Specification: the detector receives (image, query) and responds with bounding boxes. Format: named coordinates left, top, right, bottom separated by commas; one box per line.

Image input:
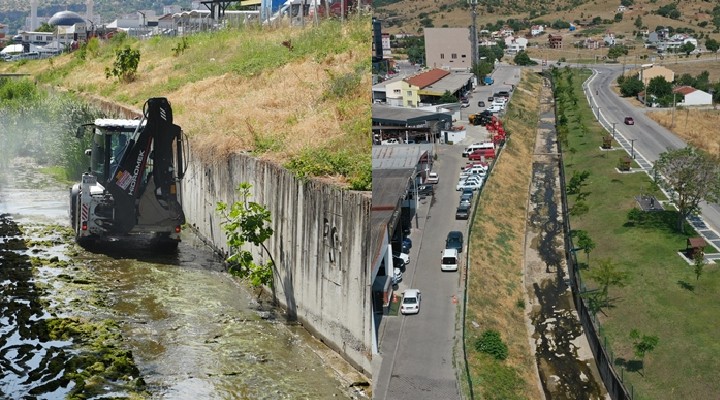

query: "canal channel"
left=0, top=158, right=360, bottom=399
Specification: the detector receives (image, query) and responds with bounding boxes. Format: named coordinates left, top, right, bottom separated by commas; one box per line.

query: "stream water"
left=0, top=159, right=354, bottom=399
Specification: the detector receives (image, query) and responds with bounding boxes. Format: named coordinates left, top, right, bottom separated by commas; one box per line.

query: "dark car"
left=417, top=184, right=434, bottom=197
left=478, top=100, right=486, bottom=107
left=461, top=188, right=474, bottom=201
left=446, top=231, right=464, bottom=253
left=455, top=205, right=470, bottom=220
left=624, top=116, right=635, bottom=125
left=497, top=90, right=510, bottom=98
left=488, top=95, right=494, bottom=102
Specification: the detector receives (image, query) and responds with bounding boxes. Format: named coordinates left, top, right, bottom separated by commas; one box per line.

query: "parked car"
left=401, top=289, right=422, bottom=315
left=460, top=191, right=473, bottom=205
left=392, top=267, right=403, bottom=285
left=425, top=172, right=439, bottom=184
left=446, top=231, right=464, bottom=252
left=478, top=100, right=485, bottom=107
left=497, top=90, right=510, bottom=98
left=417, top=184, right=434, bottom=197
left=456, top=176, right=483, bottom=191
left=455, top=204, right=470, bottom=220
left=402, top=237, right=412, bottom=253
left=441, top=248, right=459, bottom=272
left=393, top=251, right=410, bottom=265
left=624, top=116, right=634, bottom=125
left=488, top=95, right=494, bottom=102
left=461, top=100, right=470, bottom=108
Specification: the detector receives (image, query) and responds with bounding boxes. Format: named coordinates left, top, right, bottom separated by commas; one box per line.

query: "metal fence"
left=552, top=70, right=635, bottom=400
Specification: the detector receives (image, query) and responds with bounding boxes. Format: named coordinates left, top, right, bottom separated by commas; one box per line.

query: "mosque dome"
left=48, top=11, right=86, bottom=27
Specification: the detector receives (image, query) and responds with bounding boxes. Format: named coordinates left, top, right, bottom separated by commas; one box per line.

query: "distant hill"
left=0, top=1, right=192, bottom=34
left=375, top=0, right=720, bottom=44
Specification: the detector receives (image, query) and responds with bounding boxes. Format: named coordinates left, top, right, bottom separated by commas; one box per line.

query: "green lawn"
left=556, top=68, right=720, bottom=399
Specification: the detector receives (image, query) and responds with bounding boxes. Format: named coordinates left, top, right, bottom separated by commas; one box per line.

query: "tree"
left=619, top=75, right=644, bottom=97
left=706, top=38, right=720, bottom=53
left=607, top=45, right=628, bottom=60
left=693, top=252, right=705, bottom=280
left=36, top=22, right=53, bottom=32
left=576, top=230, right=596, bottom=266
left=652, top=147, right=720, bottom=232
left=614, top=12, right=624, bottom=22
left=587, top=258, right=628, bottom=305
left=646, top=75, right=672, bottom=98
left=216, top=183, right=276, bottom=298
left=403, top=36, right=425, bottom=65
left=438, top=90, right=457, bottom=103
left=513, top=51, right=537, bottom=66
left=471, top=61, right=494, bottom=80
left=629, top=329, right=659, bottom=375
left=680, top=41, right=696, bottom=56
left=105, top=46, right=140, bottom=83
left=634, top=15, right=643, bottom=29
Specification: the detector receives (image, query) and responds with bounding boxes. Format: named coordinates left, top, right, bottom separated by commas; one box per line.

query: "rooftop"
left=371, top=104, right=452, bottom=126
left=405, top=68, right=450, bottom=89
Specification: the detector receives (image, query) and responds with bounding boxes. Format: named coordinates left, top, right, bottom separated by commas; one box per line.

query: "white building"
left=674, top=86, right=713, bottom=106
left=505, top=36, right=528, bottom=54
left=530, top=25, right=544, bottom=36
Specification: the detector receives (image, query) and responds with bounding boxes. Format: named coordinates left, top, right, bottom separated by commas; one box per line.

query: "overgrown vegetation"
left=0, top=77, right=102, bottom=179
left=1, top=16, right=371, bottom=190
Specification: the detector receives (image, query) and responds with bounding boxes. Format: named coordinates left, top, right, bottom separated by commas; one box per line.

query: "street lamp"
left=611, top=122, right=617, bottom=139
left=629, top=138, right=637, bottom=159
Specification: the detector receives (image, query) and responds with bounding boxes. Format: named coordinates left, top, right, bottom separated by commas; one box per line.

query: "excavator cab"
left=71, top=98, right=186, bottom=249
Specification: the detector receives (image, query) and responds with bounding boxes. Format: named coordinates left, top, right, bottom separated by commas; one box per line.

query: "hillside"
left=376, top=0, right=720, bottom=55
left=0, top=17, right=372, bottom=190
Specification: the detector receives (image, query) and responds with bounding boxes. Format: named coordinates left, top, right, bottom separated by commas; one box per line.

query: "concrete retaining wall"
left=182, top=151, right=373, bottom=376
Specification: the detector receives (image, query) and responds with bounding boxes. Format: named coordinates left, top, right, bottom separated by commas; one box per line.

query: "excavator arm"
left=106, top=97, right=184, bottom=234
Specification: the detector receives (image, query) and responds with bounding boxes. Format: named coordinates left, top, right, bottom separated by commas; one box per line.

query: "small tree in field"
left=693, top=252, right=705, bottom=280
left=629, top=329, right=659, bottom=376
left=587, top=258, right=628, bottom=306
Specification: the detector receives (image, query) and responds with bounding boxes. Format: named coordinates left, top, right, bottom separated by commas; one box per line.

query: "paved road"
left=588, top=65, right=720, bottom=239
left=374, top=66, right=522, bottom=400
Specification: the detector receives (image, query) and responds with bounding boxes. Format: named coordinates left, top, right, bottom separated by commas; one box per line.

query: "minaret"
left=30, top=0, right=38, bottom=30
left=86, top=0, right=94, bottom=22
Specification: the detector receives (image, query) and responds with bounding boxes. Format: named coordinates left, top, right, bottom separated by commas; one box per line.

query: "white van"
left=441, top=248, right=459, bottom=272
left=462, top=142, right=495, bottom=157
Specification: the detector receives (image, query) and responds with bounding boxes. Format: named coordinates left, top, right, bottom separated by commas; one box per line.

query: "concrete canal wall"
left=89, top=96, right=374, bottom=377
left=182, top=150, right=373, bottom=376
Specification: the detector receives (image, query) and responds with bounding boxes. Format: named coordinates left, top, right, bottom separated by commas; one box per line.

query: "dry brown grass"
left=464, top=70, right=543, bottom=398
left=647, top=108, right=720, bottom=155
left=0, top=19, right=370, bottom=178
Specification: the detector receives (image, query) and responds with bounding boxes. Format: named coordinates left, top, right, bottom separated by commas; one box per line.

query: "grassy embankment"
left=463, top=70, right=544, bottom=399
left=556, top=67, right=720, bottom=399
left=0, top=17, right=371, bottom=190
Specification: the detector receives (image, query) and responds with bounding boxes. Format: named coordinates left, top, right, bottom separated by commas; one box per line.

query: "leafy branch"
left=216, top=183, right=276, bottom=298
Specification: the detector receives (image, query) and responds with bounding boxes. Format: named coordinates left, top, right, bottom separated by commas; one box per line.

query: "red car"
left=624, top=117, right=635, bottom=125
left=468, top=148, right=495, bottom=161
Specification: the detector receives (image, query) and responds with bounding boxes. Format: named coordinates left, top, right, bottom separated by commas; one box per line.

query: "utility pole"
left=630, top=138, right=637, bottom=159
left=612, top=122, right=617, bottom=139
left=468, top=0, right=479, bottom=68
left=671, top=92, right=676, bottom=127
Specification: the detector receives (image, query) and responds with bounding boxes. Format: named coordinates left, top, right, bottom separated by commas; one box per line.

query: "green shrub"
left=474, top=329, right=508, bottom=360
left=105, top=46, right=140, bottom=83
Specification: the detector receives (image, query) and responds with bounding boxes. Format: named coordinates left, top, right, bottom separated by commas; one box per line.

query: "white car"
left=393, top=251, right=410, bottom=265
left=401, top=289, right=421, bottom=315
left=392, top=267, right=403, bottom=285
left=456, top=176, right=483, bottom=191
left=425, top=172, right=439, bottom=184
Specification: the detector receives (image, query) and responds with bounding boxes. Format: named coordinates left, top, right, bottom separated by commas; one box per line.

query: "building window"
left=461, top=54, right=467, bottom=58
left=406, top=91, right=412, bottom=96
left=451, top=53, right=457, bottom=59
left=407, top=100, right=413, bottom=106
left=393, top=89, right=401, bottom=94
left=440, top=53, right=445, bottom=59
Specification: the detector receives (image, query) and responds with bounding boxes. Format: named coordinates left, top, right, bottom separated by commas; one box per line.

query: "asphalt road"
left=588, top=65, right=720, bottom=234
left=374, top=66, right=522, bottom=400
